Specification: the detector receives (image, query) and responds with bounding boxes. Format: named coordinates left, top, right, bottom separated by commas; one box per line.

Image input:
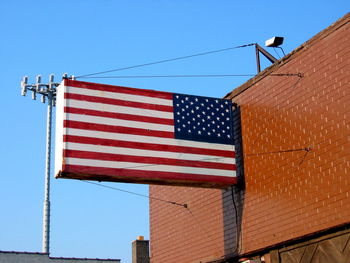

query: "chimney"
left=132, top=236, right=150, bottom=263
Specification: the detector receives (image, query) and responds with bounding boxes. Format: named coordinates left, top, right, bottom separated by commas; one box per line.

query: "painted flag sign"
left=55, top=79, right=237, bottom=188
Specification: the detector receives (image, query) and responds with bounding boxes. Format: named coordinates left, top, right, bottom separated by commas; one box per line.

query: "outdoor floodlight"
left=265, top=36, right=284, bottom=47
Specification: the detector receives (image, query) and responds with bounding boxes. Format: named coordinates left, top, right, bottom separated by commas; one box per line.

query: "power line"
left=75, top=43, right=256, bottom=78
left=80, top=180, right=187, bottom=208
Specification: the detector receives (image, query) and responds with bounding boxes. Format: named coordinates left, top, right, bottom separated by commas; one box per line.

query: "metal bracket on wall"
left=255, top=44, right=278, bottom=73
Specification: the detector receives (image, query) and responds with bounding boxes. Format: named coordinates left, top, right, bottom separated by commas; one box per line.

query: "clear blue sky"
left=0, top=1, right=348, bottom=262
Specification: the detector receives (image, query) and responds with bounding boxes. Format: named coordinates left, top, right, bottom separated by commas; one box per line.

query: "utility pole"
left=21, top=74, right=60, bottom=254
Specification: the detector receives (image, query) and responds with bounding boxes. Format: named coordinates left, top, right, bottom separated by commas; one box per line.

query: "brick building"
left=149, top=13, right=350, bottom=263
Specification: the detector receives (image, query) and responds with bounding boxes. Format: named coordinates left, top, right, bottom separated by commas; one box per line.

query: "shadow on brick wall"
left=222, top=104, right=245, bottom=258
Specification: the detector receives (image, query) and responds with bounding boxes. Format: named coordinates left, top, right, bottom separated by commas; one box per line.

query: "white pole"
left=42, top=77, right=54, bottom=254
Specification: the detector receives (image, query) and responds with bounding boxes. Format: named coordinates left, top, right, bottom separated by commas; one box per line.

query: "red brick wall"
left=150, top=13, right=350, bottom=263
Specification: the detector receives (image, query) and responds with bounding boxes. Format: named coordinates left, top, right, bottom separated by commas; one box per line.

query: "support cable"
left=245, top=147, right=311, bottom=157
left=80, top=180, right=187, bottom=208
left=75, top=43, right=256, bottom=79
left=78, top=73, right=302, bottom=79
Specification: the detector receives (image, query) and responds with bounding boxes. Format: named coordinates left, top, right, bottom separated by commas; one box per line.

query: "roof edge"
left=225, top=12, right=350, bottom=100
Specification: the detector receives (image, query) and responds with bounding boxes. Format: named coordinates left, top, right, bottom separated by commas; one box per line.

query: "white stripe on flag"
left=66, top=114, right=174, bottom=132
left=65, top=142, right=235, bottom=164
left=65, top=99, right=174, bottom=119
left=65, top=128, right=235, bottom=152
left=67, top=86, right=173, bottom=106
left=65, top=158, right=235, bottom=177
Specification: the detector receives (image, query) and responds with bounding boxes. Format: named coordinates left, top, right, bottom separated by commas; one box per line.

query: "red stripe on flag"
left=63, top=164, right=237, bottom=185
left=64, top=79, right=173, bottom=100
left=64, top=120, right=174, bottom=138
left=64, top=135, right=235, bottom=158
left=65, top=107, right=174, bottom=125
left=64, top=149, right=236, bottom=170
left=65, top=93, right=173, bottom=112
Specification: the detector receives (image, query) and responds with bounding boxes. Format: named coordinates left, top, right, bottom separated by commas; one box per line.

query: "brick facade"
left=150, top=13, right=350, bottom=263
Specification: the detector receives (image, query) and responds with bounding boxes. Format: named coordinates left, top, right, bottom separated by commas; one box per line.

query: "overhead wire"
left=79, top=74, right=256, bottom=79
left=76, top=73, right=302, bottom=79
left=75, top=43, right=256, bottom=79
left=80, top=180, right=187, bottom=208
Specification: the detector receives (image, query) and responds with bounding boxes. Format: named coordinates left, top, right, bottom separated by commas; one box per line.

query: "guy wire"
left=80, top=180, right=187, bottom=208
left=75, top=43, right=256, bottom=78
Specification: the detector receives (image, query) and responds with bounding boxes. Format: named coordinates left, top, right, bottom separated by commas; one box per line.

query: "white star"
left=207, top=116, right=211, bottom=119
left=195, top=106, right=200, bottom=110
left=190, top=102, right=194, bottom=105
left=188, top=130, right=191, bottom=133
left=220, top=105, right=224, bottom=108
left=216, top=117, right=220, bottom=120
left=198, top=130, right=202, bottom=134
left=216, top=108, right=219, bottom=111
left=205, top=99, right=209, bottom=102
left=201, top=103, right=204, bottom=106
left=221, top=113, right=225, bottom=116
left=177, top=112, right=180, bottom=115
left=177, top=128, right=181, bottom=131
left=191, top=110, right=194, bottom=113
left=215, top=99, right=219, bottom=103
left=181, top=108, right=185, bottom=112
left=195, top=98, right=198, bottom=102
left=187, top=121, right=191, bottom=124
left=182, top=116, right=185, bottom=119
left=208, top=132, right=211, bottom=135
left=197, top=114, right=201, bottom=118
left=227, top=135, right=231, bottom=138
left=226, top=118, right=230, bottom=121
left=226, top=109, right=229, bottom=112
left=181, top=100, right=184, bottom=103
left=176, top=104, right=179, bottom=106
left=202, top=111, right=206, bottom=115
left=202, top=119, right=205, bottom=122
left=223, top=130, right=226, bottom=133
left=185, top=97, right=189, bottom=101
left=177, top=119, right=180, bottom=123
left=202, top=127, right=206, bottom=131
left=176, top=95, right=179, bottom=99
left=218, top=133, right=221, bottom=137
left=225, top=101, right=228, bottom=104
left=185, top=105, right=189, bottom=108
left=182, top=124, right=186, bottom=127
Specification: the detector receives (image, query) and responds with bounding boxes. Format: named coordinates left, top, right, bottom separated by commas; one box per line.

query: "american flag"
left=55, top=79, right=236, bottom=188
